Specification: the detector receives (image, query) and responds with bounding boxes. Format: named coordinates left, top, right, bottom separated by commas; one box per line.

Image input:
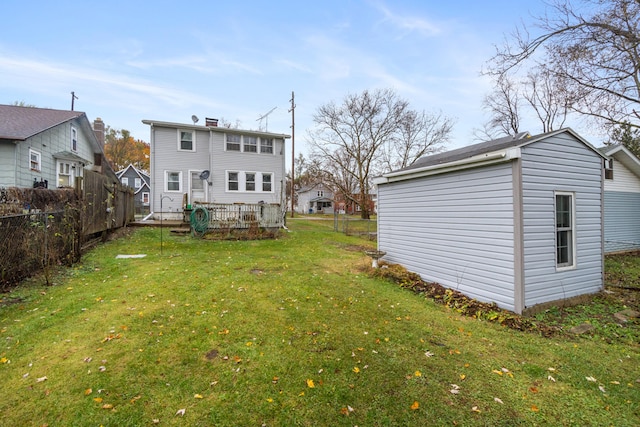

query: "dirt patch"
left=205, top=349, right=219, bottom=360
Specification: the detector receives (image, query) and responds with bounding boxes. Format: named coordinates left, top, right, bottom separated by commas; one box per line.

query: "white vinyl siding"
left=520, top=134, right=603, bottom=308
left=606, top=158, right=640, bottom=193
left=603, top=191, right=640, bottom=252
left=378, top=162, right=517, bottom=311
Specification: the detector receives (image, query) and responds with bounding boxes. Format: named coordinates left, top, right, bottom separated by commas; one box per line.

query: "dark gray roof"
left=0, top=104, right=83, bottom=140
left=397, top=132, right=532, bottom=173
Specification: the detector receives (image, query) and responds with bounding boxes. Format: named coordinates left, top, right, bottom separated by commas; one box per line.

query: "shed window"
left=555, top=193, right=575, bottom=268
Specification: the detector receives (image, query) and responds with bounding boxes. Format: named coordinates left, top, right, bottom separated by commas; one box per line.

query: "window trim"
left=121, top=177, right=129, bottom=186
left=134, top=177, right=142, bottom=188
left=226, top=134, right=241, bottom=152
left=56, top=160, right=75, bottom=188
left=227, top=171, right=240, bottom=192
left=142, top=192, right=150, bottom=205
left=177, top=129, right=196, bottom=152
left=71, top=126, right=78, bottom=152
left=260, top=137, right=274, bottom=154
left=555, top=191, right=576, bottom=270
left=245, top=172, right=256, bottom=191
left=262, top=172, right=273, bottom=192
left=165, top=170, right=182, bottom=192
left=604, top=158, right=613, bottom=180
left=29, top=149, right=41, bottom=172
left=244, top=136, right=258, bottom=153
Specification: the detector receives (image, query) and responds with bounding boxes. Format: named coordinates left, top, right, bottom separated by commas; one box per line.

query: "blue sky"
left=2, top=0, right=592, bottom=160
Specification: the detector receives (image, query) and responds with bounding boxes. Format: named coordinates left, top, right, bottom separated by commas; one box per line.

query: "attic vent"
left=206, top=118, right=218, bottom=127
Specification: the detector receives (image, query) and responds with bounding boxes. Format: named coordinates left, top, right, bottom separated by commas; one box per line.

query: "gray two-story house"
left=0, top=104, right=110, bottom=189
left=142, top=118, right=290, bottom=220
left=116, top=164, right=151, bottom=214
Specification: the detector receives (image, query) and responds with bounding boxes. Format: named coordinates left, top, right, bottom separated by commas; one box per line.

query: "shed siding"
left=603, top=191, right=640, bottom=252
left=378, top=162, right=517, bottom=311
left=520, top=134, right=603, bottom=308
left=0, top=143, right=16, bottom=186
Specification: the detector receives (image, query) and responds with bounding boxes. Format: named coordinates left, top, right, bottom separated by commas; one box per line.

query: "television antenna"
left=191, top=115, right=199, bottom=124
left=256, top=106, right=277, bottom=131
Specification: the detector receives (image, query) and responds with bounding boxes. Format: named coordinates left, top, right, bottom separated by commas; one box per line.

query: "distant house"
left=374, top=129, right=606, bottom=315
left=0, top=104, right=113, bottom=188
left=142, top=118, right=290, bottom=220
left=296, top=182, right=334, bottom=214
left=334, top=189, right=376, bottom=215
left=598, top=144, right=640, bottom=253
left=116, top=164, right=151, bottom=214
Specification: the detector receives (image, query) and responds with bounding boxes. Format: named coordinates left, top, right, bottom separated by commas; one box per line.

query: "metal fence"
left=335, top=215, right=377, bottom=241
left=0, top=209, right=80, bottom=290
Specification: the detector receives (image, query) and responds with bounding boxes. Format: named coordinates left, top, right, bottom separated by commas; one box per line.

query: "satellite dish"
left=192, top=115, right=199, bottom=124
left=199, top=170, right=210, bottom=180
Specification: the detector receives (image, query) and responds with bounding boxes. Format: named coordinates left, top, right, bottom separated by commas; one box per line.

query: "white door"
left=190, top=171, right=207, bottom=204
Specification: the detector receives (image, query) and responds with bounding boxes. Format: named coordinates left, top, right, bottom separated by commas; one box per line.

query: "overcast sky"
left=2, top=0, right=600, bottom=160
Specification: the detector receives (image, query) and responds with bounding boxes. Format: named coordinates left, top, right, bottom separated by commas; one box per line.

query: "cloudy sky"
left=2, top=0, right=594, bottom=159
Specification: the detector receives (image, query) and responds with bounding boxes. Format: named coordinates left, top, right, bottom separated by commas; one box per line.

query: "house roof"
left=598, top=144, right=640, bottom=177
left=0, top=104, right=84, bottom=141
left=116, top=163, right=150, bottom=180
left=141, top=119, right=291, bottom=139
left=375, top=128, right=605, bottom=185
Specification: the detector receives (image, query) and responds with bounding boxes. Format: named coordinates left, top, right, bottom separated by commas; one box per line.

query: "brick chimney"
left=93, top=117, right=105, bottom=148
left=205, top=117, right=218, bottom=127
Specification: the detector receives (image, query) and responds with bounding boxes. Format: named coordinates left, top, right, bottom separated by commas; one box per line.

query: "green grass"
left=1, top=221, right=639, bottom=426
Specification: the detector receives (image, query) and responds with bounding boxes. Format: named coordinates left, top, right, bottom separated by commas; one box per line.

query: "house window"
left=227, top=172, right=239, bottom=191
left=604, top=159, right=613, bottom=180
left=71, top=127, right=77, bottom=151
left=57, top=161, right=75, bottom=187
left=260, top=138, right=273, bottom=154
left=262, top=173, right=272, bottom=192
left=226, top=134, right=241, bottom=151
left=142, top=192, right=149, bottom=205
left=244, top=136, right=258, bottom=153
left=121, top=177, right=129, bottom=186
left=178, top=130, right=194, bottom=151
left=246, top=173, right=256, bottom=191
left=135, top=178, right=142, bottom=188
left=165, top=171, right=182, bottom=192
left=29, top=149, right=41, bottom=171
left=555, top=192, right=575, bottom=269
left=317, top=190, right=324, bottom=197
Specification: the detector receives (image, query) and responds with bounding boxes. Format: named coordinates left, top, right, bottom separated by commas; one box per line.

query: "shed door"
left=190, top=171, right=207, bottom=204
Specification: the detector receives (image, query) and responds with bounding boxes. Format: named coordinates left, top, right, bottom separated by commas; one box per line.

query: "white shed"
left=374, top=129, right=606, bottom=314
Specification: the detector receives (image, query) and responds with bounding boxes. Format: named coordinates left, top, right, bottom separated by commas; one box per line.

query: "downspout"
left=150, top=124, right=156, bottom=214
left=512, top=158, right=525, bottom=314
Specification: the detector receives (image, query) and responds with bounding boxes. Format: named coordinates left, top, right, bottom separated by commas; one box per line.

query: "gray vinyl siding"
left=520, top=134, right=603, bottom=308
left=150, top=126, right=285, bottom=213
left=0, top=143, right=17, bottom=186
left=378, top=162, right=517, bottom=311
left=603, top=191, right=640, bottom=252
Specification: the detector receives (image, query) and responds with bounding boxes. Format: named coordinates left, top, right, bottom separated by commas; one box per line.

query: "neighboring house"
left=374, top=129, right=606, bottom=315
left=598, top=144, right=640, bottom=253
left=116, top=164, right=151, bottom=214
left=296, top=182, right=334, bottom=214
left=0, top=104, right=113, bottom=188
left=334, top=190, right=376, bottom=215
left=142, top=118, right=290, bottom=220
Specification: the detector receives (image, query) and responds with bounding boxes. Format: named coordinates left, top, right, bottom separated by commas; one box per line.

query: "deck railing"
left=192, top=203, right=283, bottom=229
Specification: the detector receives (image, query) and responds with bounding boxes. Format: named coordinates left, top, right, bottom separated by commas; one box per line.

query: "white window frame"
left=262, top=173, right=273, bottom=192
left=71, top=126, right=78, bottom=151
left=227, top=171, right=240, bottom=191
left=142, top=192, right=150, bottom=205
left=165, top=170, right=182, bottom=192
left=121, top=177, right=129, bottom=186
left=29, top=149, right=41, bottom=171
left=244, top=136, right=258, bottom=153
left=245, top=172, right=256, bottom=191
left=177, top=129, right=195, bottom=152
left=260, top=137, right=274, bottom=154
left=555, top=192, right=576, bottom=270
left=226, top=134, right=241, bottom=151
left=134, top=177, right=142, bottom=188
left=56, top=160, right=75, bottom=188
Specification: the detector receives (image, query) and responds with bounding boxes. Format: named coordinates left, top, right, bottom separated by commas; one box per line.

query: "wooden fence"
left=80, top=170, right=134, bottom=235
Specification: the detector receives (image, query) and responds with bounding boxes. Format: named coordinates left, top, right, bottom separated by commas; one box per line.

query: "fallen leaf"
left=529, top=387, right=539, bottom=393
left=176, top=408, right=186, bottom=416
left=410, top=401, right=419, bottom=410
left=84, top=388, right=93, bottom=395
left=194, top=394, right=203, bottom=399
left=459, top=374, right=466, bottom=380
left=414, top=370, right=422, bottom=377
left=93, top=397, right=103, bottom=403
left=0, top=357, right=9, bottom=364
left=353, top=367, right=360, bottom=374
left=599, top=386, right=606, bottom=393
left=548, top=375, right=556, bottom=382
left=492, top=369, right=503, bottom=376
left=102, top=404, right=113, bottom=409
left=424, top=351, right=434, bottom=357
left=531, top=405, right=540, bottom=412
left=585, top=376, right=597, bottom=382
left=494, top=397, right=504, bottom=404
left=266, top=398, right=274, bottom=403
left=36, top=376, right=48, bottom=382
left=471, top=406, right=481, bottom=413
left=306, top=379, right=315, bottom=388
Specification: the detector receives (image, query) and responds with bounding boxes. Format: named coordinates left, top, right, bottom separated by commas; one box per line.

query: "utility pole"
left=289, top=91, right=296, bottom=218
left=70, top=91, right=78, bottom=111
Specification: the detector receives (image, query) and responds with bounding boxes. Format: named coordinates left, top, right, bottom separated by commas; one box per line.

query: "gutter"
left=374, top=148, right=521, bottom=185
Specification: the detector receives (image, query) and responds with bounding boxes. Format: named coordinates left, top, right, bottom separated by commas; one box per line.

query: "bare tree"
left=481, top=74, right=523, bottom=137
left=308, top=88, right=453, bottom=218
left=486, top=0, right=640, bottom=131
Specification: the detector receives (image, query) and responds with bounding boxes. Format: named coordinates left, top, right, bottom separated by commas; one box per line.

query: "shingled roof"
left=0, top=104, right=83, bottom=141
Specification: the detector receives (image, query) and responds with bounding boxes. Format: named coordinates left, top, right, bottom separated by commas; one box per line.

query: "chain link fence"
left=0, top=209, right=80, bottom=291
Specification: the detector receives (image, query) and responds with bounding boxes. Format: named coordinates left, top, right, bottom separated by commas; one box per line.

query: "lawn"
left=0, top=220, right=638, bottom=426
